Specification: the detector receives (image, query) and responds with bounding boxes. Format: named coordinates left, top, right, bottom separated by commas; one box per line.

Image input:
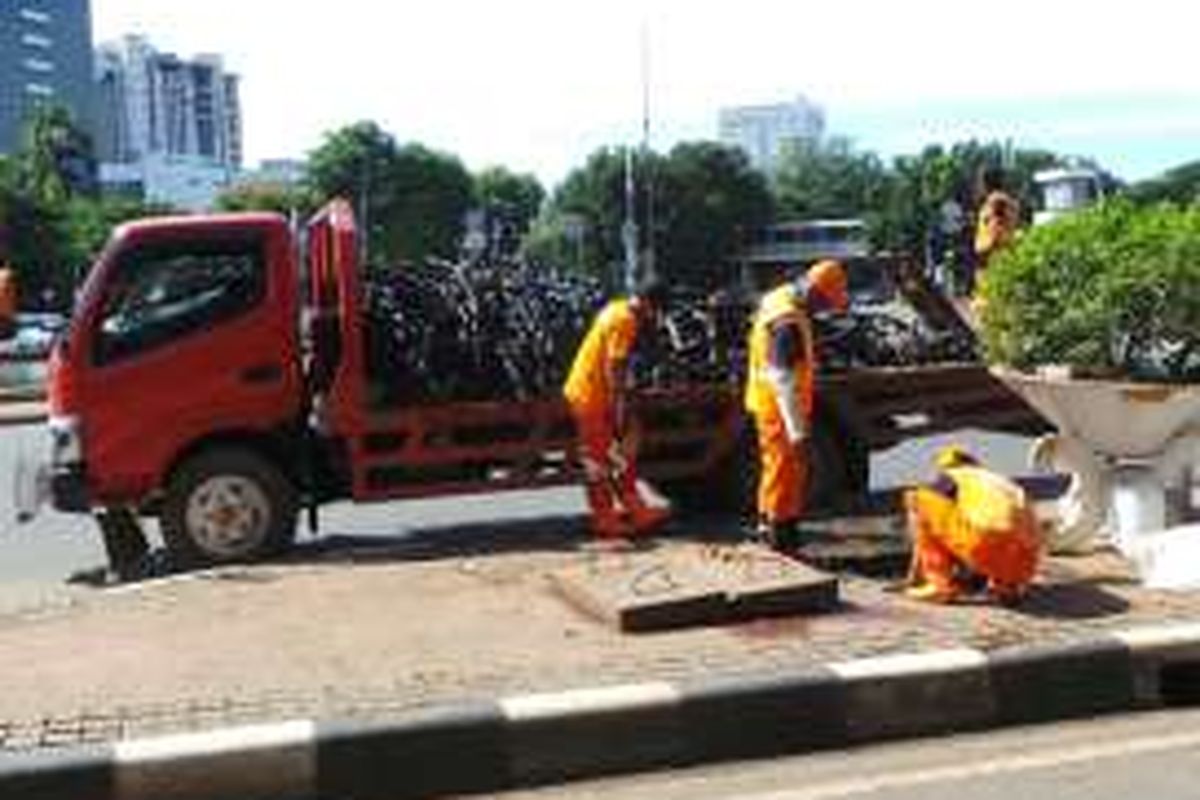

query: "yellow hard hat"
left=935, top=444, right=976, bottom=470
left=806, top=259, right=848, bottom=312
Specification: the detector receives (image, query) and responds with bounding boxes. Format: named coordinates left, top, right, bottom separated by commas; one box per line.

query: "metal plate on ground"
left=551, top=543, right=839, bottom=632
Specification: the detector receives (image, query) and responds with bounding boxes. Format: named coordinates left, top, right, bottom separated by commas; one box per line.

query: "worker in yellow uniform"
left=973, top=166, right=1021, bottom=279
left=563, top=276, right=671, bottom=539
left=903, top=445, right=1041, bottom=604
left=0, top=264, right=17, bottom=340
left=745, top=260, right=848, bottom=549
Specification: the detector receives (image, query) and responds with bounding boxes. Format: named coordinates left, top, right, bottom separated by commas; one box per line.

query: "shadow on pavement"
left=64, top=513, right=751, bottom=588
left=286, top=513, right=745, bottom=564
left=1009, top=582, right=1131, bottom=619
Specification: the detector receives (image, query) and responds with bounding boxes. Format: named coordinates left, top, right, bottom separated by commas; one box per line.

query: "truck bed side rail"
left=345, top=386, right=741, bottom=502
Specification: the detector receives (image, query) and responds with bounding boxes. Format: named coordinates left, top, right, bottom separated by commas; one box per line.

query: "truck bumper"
left=50, top=465, right=90, bottom=513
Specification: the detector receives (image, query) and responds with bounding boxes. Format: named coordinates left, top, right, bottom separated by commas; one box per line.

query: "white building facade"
left=718, top=95, right=825, bottom=176
left=95, top=35, right=242, bottom=210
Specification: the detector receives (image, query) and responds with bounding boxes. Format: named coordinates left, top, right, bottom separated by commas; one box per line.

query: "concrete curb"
left=3, top=621, right=1200, bottom=799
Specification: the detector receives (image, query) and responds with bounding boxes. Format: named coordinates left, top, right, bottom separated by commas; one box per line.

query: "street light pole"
left=622, top=148, right=637, bottom=292
left=641, top=21, right=655, bottom=282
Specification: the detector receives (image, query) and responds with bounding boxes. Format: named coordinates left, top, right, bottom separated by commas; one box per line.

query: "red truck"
left=44, top=199, right=1042, bottom=570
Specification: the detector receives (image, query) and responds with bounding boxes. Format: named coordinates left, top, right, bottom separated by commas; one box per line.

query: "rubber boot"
left=585, top=480, right=628, bottom=539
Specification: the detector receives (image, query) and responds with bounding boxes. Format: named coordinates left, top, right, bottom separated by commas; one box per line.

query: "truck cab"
left=48, top=210, right=307, bottom=564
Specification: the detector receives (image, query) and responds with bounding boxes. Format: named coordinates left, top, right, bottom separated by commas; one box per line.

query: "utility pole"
left=640, top=21, right=655, bottom=282
left=621, top=148, right=637, bottom=292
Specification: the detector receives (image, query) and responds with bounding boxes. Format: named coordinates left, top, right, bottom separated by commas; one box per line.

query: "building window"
left=21, top=33, right=52, bottom=48
left=23, top=58, right=54, bottom=73
left=19, top=8, right=51, bottom=23
left=25, top=83, right=55, bottom=97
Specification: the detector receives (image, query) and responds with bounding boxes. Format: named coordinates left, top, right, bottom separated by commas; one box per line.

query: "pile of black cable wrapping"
left=361, top=261, right=978, bottom=407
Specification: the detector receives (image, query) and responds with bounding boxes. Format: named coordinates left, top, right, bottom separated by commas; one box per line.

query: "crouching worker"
left=904, top=445, right=1041, bottom=604
left=745, top=260, right=848, bottom=549
left=564, top=276, right=671, bottom=540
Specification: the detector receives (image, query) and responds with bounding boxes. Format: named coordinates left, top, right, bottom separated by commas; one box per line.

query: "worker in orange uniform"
left=0, top=264, right=17, bottom=340
left=563, top=275, right=671, bottom=539
left=745, top=259, right=848, bottom=550
left=973, top=166, right=1021, bottom=280
left=903, top=445, right=1041, bottom=604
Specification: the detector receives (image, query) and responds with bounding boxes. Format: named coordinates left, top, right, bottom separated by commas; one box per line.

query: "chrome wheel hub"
left=185, top=475, right=271, bottom=558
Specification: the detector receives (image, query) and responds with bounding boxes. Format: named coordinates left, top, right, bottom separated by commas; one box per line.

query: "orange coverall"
left=905, top=465, right=1040, bottom=601
left=744, top=285, right=816, bottom=528
left=563, top=299, right=658, bottom=537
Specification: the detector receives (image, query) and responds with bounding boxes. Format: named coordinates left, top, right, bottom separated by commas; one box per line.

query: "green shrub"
left=979, top=199, right=1200, bottom=382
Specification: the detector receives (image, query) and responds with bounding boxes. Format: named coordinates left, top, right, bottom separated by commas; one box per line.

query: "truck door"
left=67, top=218, right=302, bottom=504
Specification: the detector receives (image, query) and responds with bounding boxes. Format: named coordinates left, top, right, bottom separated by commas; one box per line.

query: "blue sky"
left=93, top=0, right=1200, bottom=188
left=832, top=93, right=1200, bottom=182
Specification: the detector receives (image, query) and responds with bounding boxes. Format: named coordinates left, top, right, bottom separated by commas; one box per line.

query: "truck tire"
left=161, top=447, right=298, bottom=568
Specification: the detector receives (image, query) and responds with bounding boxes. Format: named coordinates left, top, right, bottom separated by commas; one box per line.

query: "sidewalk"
left=2, top=519, right=1200, bottom=797
left=0, top=521, right=1194, bottom=742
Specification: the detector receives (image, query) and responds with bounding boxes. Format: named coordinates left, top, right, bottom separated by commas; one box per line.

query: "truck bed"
left=336, top=363, right=1045, bottom=504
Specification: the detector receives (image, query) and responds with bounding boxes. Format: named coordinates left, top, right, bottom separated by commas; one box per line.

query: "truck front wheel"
left=161, top=448, right=298, bottom=568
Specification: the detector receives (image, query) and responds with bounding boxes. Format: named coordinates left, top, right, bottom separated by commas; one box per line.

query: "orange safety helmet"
left=805, top=259, right=849, bottom=313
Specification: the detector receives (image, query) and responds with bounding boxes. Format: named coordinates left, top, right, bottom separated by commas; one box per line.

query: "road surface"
left=497, top=708, right=1200, bottom=800
left=0, top=422, right=1036, bottom=590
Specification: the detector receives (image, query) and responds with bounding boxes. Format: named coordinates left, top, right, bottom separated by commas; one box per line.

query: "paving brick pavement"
left=0, top=528, right=1195, bottom=753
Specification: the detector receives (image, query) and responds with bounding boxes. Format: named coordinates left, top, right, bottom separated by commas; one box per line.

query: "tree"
left=545, top=146, right=652, bottom=287
left=215, top=181, right=316, bottom=216
left=657, top=141, right=773, bottom=286
left=872, top=141, right=1062, bottom=262
left=306, top=121, right=400, bottom=264
left=1127, top=161, right=1200, bottom=206
left=774, top=136, right=889, bottom=221
left=306, top=122, right=473, bottom=265
left=386, top=143, right=474, bottom=264
left=474, top=166, right=545, bottom=243
left=15, top=104, right=97, bottom=204
left=542, top=143, right=771, bottom=288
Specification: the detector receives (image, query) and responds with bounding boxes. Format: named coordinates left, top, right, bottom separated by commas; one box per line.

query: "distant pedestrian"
left=903, top=445, right=1041, bottom=604
left=0, top=263, right=17, bottom=339
left=973, top=166, right=1021, bottom=282
left=744, top=259, right=848, bottom=550
left=563, top=276, right=671, bottom=539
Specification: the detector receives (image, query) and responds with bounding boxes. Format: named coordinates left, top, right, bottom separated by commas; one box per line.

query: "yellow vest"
left=744, top=284, right=814, bottom=419
left=974, top=191, right=1020, bottom=259
left=563, top=299, right=638, bottom=412
left=944, top=465, right=1028, bottom=535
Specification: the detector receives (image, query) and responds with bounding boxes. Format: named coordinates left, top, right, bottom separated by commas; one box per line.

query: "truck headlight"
left=49, top=415, right=82, bottom=467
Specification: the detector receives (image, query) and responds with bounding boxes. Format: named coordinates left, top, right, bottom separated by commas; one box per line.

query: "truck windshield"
left=93, top=236, right=265, bottom=365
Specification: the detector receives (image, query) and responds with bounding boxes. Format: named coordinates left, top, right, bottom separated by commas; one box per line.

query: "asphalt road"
left=0, top=422, right=1036, bottom=591
left=496, top=708, right=1200, bottom=800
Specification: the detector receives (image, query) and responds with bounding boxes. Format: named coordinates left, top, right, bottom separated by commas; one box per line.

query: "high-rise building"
left=718, top=95, right=825, bottom=176
left=0, top=0, right=95, bottom=153
left=95, top=35, right=243, bottom=209
left=96, top=35, right=242, bottom=169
